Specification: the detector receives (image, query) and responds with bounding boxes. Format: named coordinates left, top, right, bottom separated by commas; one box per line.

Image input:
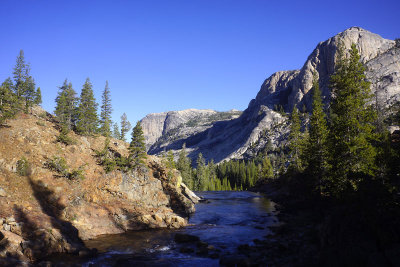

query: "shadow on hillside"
left=12, top=205, right=43, bottom=261
left=0, top=231, right=9, bottom=256
left=28, top=178, right=84, bottom=247
left=7, top=177, right=89, bottom=263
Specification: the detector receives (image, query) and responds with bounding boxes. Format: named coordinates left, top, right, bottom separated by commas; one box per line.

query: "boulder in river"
left=174, top=233, right=200, bottom=243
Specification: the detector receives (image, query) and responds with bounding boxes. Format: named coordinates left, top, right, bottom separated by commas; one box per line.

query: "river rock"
left=179, top=247, right=195, bottom=253
left=220, top=254, right=251, bottom=267
left=174, top=233, right=200, bottom=243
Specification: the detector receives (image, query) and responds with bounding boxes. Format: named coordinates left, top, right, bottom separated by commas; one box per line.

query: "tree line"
left=164, top=144, right=274, bottom=191
left=0, top=50, right=148, bottom=172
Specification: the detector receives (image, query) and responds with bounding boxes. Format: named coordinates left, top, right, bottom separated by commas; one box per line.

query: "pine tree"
left=194, top=153, right=206, bottom=191
left=112, top=122, right=121, bottom=139
left=100, top=81, right=113, bottom=136
left=76, top=78, right=98, bottom=135
left=176, top=143, right=193, bottom=189
left=166, top=150, right=176, bottom=169
left=0, top=78, right=17, bottom=124
left=208, top=159, right=216, bottom=190
left=13, top=50, right=29, bottom=99
left=55, top=79, right=78, bottom=130
left=120, top=113, right=132, bottom=141
left=288, top=106, right=304, bottom=172
left=23, top=76, right=36, bottom=113
left=305, top=75, right=329, bottom=193
left=261, top=155, right=274, bottom=180
left=34, top=87, right=42, bottom=105
left=129, top=121, right=147, bottom=171
left=328, top=43, right=377, bottom=195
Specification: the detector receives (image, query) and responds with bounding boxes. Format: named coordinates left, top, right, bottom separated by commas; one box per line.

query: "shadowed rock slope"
left=0, top=106, right=198, bottom=263
left=142, top=27, right=400, bottom=163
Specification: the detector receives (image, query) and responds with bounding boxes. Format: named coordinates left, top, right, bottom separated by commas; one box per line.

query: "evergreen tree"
left=100, top=81, right=113, bottom=136
left=23, top=76, right=36, bottom=113
left=260, top=155, right=274, bottom=180
left=76, top=78, right=99, bottom=135
left=328, top=43, right=377, bottom=195
left=129, top=121, right=147, bottom=171
left=208, top=159, right=216, bottom=190
left=194, top=153, right=206, bottom=191
left=176, top=143, right=193, bottom=189
left=55, top=79, right=78, bottom=130
left=288, top=106, right=304, bottom=171
left=0, top=78, right=17, bottom=124
left=113, top=122, right=121, bottom=139
left=120, top=113, right=132, bottom=141
left=166, top=150, right=176, bottom=169
left=12, top=50, right=29, bottom=99
left=305, top=75, right=330, bottom=193
left=34, top=87, right=42, bottom=105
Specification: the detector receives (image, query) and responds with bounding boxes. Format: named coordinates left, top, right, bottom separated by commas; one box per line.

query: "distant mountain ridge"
left=141, top=109, right=242, bottom=152
left=141, top=27, right=400, bottom=163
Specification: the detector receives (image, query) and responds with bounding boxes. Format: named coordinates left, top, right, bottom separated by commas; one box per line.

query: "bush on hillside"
left=56, top=127, right=77, bottom=145
left=16, top=157, right=31, bottom=176
left=45, top=156, right=85, bottom=180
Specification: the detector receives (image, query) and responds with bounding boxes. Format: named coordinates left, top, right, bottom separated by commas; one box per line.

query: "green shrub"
left=45, top=156, right=85, bottom=180
left=69, top=165, right=86, bottom=180
left=16, top=157, right=31, bottom=176
left=38, top=112, right=47, bottom=119
left=57, top=127, right=77, bottom=145
left=45, top=156, right=69, bottom=177
left=95, top=138, right=132, bottom=173
left=36, top=121, right=45, bottom=126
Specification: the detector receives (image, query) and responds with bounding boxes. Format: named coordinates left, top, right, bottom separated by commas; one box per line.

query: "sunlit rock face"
left=141, top=27, right=399, bottom=163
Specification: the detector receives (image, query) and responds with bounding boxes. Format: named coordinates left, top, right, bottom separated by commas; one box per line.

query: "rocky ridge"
left=141, top=108, right=242, bottom=154
left=0, top=106, right=199, bottom=263
left=142, top=27, right=400, bottom=163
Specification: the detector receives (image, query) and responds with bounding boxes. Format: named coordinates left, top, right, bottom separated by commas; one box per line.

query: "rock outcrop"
left=0, top=106, right=199, bottom=263
left=141, top=27, right=400, bottom=163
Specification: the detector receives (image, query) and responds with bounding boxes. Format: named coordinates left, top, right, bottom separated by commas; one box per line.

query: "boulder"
left=174, top=233, right=200, bottom=243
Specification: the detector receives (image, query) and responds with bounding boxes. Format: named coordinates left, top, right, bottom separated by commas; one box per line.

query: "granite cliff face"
left=141, top=109, right=242, bottom=153
left=253, top=26, right=397, bottom=112
left=0, top=106, right=198, bottom=263
left=142, top=27, right=400, bottom=163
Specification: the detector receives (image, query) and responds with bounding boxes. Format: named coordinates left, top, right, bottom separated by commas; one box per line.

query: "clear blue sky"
left=0, top=0, right=399, bottom=124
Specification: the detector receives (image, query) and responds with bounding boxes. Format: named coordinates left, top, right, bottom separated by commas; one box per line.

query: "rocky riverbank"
left=0, top=107, right=200, bottom=265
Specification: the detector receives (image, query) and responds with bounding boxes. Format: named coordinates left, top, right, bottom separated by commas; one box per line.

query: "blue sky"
left=0, top=0, right=399, bottom=124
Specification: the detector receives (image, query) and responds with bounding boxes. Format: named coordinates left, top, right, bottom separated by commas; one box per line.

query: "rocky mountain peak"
left=253, top=26, right=396, bottom=113
left=141, top=27, right=399, bottom=163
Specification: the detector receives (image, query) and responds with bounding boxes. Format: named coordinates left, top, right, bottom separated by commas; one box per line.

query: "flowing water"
left=48, top=191, right=277, bottom=266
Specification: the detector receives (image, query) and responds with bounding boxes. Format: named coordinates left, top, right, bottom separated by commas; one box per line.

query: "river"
left=46, top=191, right=277, bottom=266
